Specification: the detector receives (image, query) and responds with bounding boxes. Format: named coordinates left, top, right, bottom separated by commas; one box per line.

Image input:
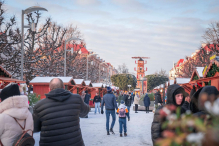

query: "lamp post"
left=86, top=54, right=98, bottom=80
left=99, top=62, right=107, bottom=82
left=140, top=77, right=146, bottom=95
left=128, top=85, right=131, bottom=92
left=64, top=37, right=81, bottom=77
left=21, top=6, right=48, bottom=81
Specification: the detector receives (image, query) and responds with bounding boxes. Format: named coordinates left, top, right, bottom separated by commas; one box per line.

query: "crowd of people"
left=1, top=77, right=217, bottom=146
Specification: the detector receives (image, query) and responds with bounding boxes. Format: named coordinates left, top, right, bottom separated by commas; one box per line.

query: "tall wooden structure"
left=132, top=57, right=150, bottom=94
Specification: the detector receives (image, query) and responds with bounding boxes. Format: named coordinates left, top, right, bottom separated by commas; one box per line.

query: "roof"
left=0, top=77, right=25, bottom=83
left=0, top=65, right=12, bottom=78
left=30, top=77, right=73, bottom=83
left=196, top=67, right=204, bottom=78
left=84, top=80, right=91, bottom=86
left=92, top=83, right=103, bottom=88
left=175, top=59, right=184, bottom=67
left=175, top=78, right=190, bottom=84
left=74, top=79, right=85, bottom=85
left=169, top=80, right=174, bottom=85
left=59, top=44, right=89, bottom=54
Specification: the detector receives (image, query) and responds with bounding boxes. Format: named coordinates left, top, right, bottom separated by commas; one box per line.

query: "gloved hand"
left=101, top=110, right=104, bottom=114
left=128, top=118, right=130, bottom=121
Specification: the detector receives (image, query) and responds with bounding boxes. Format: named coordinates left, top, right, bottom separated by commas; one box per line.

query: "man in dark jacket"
left=84, top=90, right=90, bottom=105
left=125, top=92, right=132, bottom=112
left=144, top=93, right=151, bottom=113
left=101, top=87, right=118, bottom=135
left=33, top=78, right=90, bottom=146
left=154, top=91, right=162, bottom=109
left=151, top=84, right=187, bottom=145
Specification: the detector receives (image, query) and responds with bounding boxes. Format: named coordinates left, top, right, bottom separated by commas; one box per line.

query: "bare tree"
left=202, top=22, right=219, bottom=44
left=117, top=63, right=129, bottom=74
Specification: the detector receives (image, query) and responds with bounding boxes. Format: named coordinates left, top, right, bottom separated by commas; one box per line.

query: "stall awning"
left=0, top=77, right=25, bottom=83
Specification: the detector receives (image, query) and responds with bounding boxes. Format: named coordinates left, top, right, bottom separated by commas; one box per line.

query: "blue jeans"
left=119, top=118, right=127, bottom=133
left=127, top=106, right=130, bottom=113
left=95, top=102, right=100, bottom=114
left=105, top=110, right=116, bottom=132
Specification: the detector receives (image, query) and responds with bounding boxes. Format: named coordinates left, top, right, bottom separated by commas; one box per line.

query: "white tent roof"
left=169, top=80, right=174, bottom=85
left=30, top=77, right=72, bottom=83
left=160, top=84, right=164, bottom=88
left=92, top=83, right=103, bottom=88
left=84, top=80, right=91, bottom=86
left=176, top=78, right=190, bottom=84
left=74, top=79, right=84, bottom=85
left=196, top=67, right=204, bottom=78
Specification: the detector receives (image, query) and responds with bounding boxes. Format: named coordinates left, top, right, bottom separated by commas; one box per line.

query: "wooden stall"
left=29, top=77, right=76, bottom=99
left=0, top=65, right=25, bottom=89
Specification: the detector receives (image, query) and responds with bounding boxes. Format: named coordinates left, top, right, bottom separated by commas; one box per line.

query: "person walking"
left=0, top=84, right=34, bottom=146
left=93, top=92, right=101, bottom=114
left=144, top=93, right=151, bottom=113
left=33, top=78, right=90, bottom=146
left=84, top=90, right=91, bottom=118
left=154, top=90, right=162, bottom=110
left=125, top=92, right=132, bottom=112
left=134, top=93, right=140, bottom=113
left=116, top=100, right=130, bottom=137
left=101, top=87, right=118, bottom=135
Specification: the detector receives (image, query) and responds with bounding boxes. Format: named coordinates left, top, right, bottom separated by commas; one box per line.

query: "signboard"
left=203, top=65, right=208, bottom=76
left=210, top=54, right=216, bottom=61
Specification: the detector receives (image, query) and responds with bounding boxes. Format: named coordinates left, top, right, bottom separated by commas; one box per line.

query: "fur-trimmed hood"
left=0, top=95, right=29, bottom=120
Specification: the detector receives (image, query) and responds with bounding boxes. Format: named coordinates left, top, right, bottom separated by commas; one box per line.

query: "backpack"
left=119, top=108, right=126, bottom=118
left=0, top=118, right=35, bottom=146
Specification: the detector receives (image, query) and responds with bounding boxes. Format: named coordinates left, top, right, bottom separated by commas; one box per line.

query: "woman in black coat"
left=144, top=93, right=150, bottom=113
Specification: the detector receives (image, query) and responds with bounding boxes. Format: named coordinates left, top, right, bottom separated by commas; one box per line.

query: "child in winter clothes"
left=116, top=100, right=130, bottom=137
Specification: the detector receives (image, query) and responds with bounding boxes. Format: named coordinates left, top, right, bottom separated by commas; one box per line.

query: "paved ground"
left=33, top=105, right=153, bottom=146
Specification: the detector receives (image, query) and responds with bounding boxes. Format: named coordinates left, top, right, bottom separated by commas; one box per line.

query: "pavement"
left=33, top=105, right=153, bottom=146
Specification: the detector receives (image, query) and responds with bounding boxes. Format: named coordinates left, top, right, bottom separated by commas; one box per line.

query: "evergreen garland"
left=193, top=75, right=199, bottom=80
left=206, top=63, right=219, bottom=77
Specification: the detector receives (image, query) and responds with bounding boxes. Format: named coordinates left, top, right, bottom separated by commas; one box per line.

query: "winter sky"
left=4, top=0, right=219, bottom=76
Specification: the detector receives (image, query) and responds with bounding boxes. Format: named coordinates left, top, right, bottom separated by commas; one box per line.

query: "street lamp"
left=128, top=85, right=131, bottom=92
left=140, top=77, right=147, bottom=95
left=64, top=37, right=81, bottom=77
left=21, top=6, right=48, bottom=81
left=86, top=53, right=98, bottom=80
left=99, top=62, right=108, bottom=82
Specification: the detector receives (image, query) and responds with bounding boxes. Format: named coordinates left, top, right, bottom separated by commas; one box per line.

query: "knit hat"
left=120, top=100, right=125, bottom=104
left=107, top=87, right=112, bottom=93
left=0, top=84, right=20, bottom=101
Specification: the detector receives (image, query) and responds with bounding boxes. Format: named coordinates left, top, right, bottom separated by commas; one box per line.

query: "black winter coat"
left=93, top=96, right=101, bottom=104
left=84, top=93, right=91, bottom=105
left=125, top=95, right=132, bottom=106
left=33, top=88, right=90, bottom=146
left=151, top=84, right=186, bottom=145
left=154, top=92, right=162, bottom=104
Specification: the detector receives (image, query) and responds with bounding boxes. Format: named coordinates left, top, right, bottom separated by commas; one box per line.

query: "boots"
left=120, top=133, right=123, bottom=137
left=107, top=131, right=110, bottom=135
left=124, top=133, right=127, bottom=137
left=110, top=128, right=115, bottom=134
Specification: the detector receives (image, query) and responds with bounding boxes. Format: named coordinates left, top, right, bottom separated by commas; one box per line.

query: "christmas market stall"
left=70, top=79, right=86, bottom=95
left=189, top=56, right=219, bottom=90
left=29, top=77, right=75, bottom=99
left=0, top=65, right=25, bottom=89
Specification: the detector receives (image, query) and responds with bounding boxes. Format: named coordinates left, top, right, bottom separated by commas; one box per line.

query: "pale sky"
left=4, top=0, right=219, bottom=75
